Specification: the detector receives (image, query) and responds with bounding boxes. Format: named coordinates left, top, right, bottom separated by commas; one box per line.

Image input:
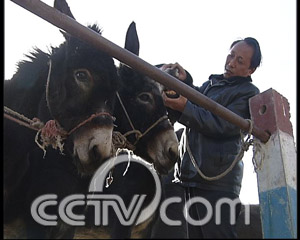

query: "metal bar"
left=10, top=0, right=270, bottom=143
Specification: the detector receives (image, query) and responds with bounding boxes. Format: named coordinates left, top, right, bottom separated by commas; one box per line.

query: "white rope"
left=252, top=137, right=265, bottom=171
left=186, top=119, right=254, bottom=181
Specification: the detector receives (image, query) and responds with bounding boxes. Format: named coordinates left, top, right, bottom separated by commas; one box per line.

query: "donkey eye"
left=137, top=92, right=153, bottom=103
left=74, top=69, right=91, bottom=82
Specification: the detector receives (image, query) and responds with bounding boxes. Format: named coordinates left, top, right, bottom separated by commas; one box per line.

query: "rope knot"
left=30, top=117, right=44, bottom=129
left=41, top=120, right=67, bottom=140
left=112, top=131, right=136, bottom=152
left=35, top=120, right=68, bottom=157
left=241, top=142, right=251, bottom=151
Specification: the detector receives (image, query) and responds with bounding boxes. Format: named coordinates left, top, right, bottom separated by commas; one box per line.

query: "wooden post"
left=249, top=88, right=297, bottom=238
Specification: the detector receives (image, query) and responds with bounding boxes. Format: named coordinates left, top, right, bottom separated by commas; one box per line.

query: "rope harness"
left=4, top=60, right=168, bottom=159
left=4, top=59, right=116, bottom=156
left=115, top=92, right=169, bottom=147
left=4, top=93, right=167, bottom=158
left=5, top=61, right=170, bottom=192
left=4, top=106, right=115, bottom=156
left=104, top=93, right=169, bottom=187
left=185, top=119, right=261, bottom=181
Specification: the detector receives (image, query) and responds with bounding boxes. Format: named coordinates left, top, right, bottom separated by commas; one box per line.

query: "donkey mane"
left=9, top=23, right=103, bottom=92
left=10, top=48, right=49, bottom=89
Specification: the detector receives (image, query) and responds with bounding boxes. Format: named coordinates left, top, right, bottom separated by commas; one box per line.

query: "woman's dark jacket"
left=176, top=74, right=260, bottom=196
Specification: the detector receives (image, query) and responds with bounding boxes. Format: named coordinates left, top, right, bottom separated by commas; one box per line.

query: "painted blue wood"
left=254, top=130, right=297, bottom=239
left=259, top=186, right=297, bottom=238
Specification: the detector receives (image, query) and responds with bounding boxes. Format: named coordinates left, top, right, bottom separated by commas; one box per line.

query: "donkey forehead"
left=130, top=75, right=161, bottom=91
left=62, top=48, right=118, bottom=82
left=143, top=77, right=164, bottom=93
left=142, top=77, right=167, bottom=94
left=68, top=48, right=113, bottom=67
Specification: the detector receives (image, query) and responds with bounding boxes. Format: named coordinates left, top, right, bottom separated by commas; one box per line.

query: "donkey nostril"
left=168, top=145, right=179, bottom=162
left=89, top=145, right=102, bottom=162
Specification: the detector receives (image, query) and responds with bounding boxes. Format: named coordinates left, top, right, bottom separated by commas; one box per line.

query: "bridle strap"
left=116, top=91, right=169, bottom=146
left=4, top=59, right=116, bottom=154
left=116, top=92, right=136, bottom=132
left=67, top=112, right=115, bottom=136
left=45, top=59, right=53, bottom=118
left=45, top=58, right=115, bottom=136
left=135, top=115, right=168, bottom=144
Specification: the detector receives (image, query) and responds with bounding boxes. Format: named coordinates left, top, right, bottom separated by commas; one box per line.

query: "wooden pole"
left=249, top=89, right=297, bottom=238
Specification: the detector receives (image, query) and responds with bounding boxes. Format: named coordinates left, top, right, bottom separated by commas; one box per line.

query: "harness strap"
left=4, top=107, right=115, bottom=157
left=67, top=112, right=115, bottom=136
left=134, top=115, right=168, bottom=144
left=116, top=92, right=136, bottom=131
left=116, top=91, right=169, bottom=146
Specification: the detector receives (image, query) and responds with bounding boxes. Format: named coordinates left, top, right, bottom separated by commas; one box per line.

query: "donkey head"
left=47, top=0, right=120, bottom=175
left=116, top=22, right=179, bottom=174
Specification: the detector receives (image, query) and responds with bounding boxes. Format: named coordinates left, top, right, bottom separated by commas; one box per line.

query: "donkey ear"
left=54, top=0, right=75, bottom=20
left=124, top=21, right=140, bottom=56
left=54, top=0, right=75, bottom=41
left=59, top=29, right=71, bottom=41
left=155, top=64, right=165, bottom=69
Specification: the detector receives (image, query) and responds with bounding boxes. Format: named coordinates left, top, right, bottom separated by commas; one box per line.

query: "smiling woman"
left=5, top=0, right=296, bottom=207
